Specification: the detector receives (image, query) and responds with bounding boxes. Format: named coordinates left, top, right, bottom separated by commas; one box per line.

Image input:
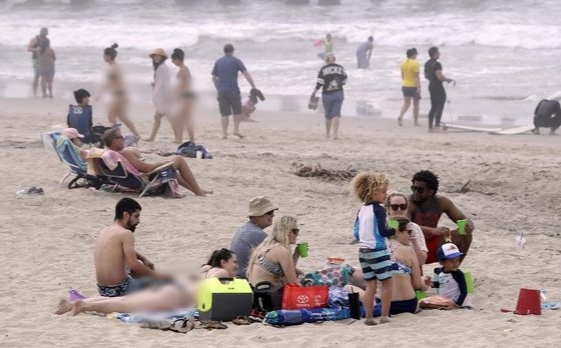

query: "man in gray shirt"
left=230, top=196, right=278, bottom=278
left=356, top=36, right=374, bottom=69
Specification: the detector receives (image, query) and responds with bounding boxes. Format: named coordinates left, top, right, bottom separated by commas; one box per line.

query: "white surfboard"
left=441, top=123, right=502, bottom=133
left=489, top=125, right=535, bottom=135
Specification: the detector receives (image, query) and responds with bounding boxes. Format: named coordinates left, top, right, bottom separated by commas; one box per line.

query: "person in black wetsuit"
left=424, top=47, right=454, bottom=132
left=533, top=99, right=561, bottom=135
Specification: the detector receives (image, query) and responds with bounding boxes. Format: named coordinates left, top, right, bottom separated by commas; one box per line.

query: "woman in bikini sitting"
left=171, top=48, right=195, bottom=143
left=386, top=217, right=429, bottom=315
left=247, top=216, right=303, bottom=287
left=96, top=43, right=140, bottom=139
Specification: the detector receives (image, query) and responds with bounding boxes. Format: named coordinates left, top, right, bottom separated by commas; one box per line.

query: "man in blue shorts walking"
left=211, top=44, right=258, bottom=139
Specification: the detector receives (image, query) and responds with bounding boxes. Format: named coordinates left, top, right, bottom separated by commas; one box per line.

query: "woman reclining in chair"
left=102, top=128, right=212, bottom=196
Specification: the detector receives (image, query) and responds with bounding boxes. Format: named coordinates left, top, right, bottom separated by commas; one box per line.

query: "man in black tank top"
left=28, top=27, right=49, bottom=97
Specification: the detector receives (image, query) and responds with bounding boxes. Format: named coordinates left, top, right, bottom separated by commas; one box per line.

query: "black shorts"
left=217, top=91, right=242, bottom=117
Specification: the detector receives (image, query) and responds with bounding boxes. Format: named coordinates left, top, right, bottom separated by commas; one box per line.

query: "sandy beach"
left=1, top=96, right=561, bottom=348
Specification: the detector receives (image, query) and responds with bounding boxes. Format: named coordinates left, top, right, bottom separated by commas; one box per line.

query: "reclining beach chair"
left=42, top=132, right=107, bottom=189
left=94, top=151, right=179, bottom=198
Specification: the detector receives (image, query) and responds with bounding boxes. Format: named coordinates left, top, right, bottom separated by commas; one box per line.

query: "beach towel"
left=115, top=309, right=197, bottom=324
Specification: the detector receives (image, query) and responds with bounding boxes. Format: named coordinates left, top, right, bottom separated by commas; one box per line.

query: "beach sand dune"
left=1, top=98, right=560, bottom=347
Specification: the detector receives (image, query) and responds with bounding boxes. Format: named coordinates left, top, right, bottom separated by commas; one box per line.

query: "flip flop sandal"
left=170, top=319, right=196, bottom=333
left=140, top=321, right=172, bottom=331
left=232, top=316, right=252, bottom=325
left=198, top=320, right=228, bottom=330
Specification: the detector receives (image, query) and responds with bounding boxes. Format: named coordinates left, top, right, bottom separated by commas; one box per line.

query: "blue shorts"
left=390, top=297, right=418, bottom=315
left=402, top=87, right=420, bottom=99
left=358, top=248, right=392, bottom=281
left=322, top=90, right=344, bottom=119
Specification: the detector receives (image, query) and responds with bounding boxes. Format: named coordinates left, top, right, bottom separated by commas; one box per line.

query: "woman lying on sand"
left=55, top=249, right=238, bottom=316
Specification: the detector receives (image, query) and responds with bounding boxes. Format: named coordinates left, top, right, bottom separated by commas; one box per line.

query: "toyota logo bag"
left=281, top=283, right=329, bottom=310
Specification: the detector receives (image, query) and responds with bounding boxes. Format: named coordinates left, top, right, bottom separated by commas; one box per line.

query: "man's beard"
left=127, top=223, right=138, bottom=233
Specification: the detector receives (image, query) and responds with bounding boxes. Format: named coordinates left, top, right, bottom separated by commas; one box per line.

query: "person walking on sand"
left=424, top=47, right=454, bottom=132
left=145, top=48, right=181, bottom=143
left=28, top=27, right=49, bottom=97
left=171, top=48, right=196, bottom=143
left=211, top=43, right=257, bottom=139
left=356, top=36, right=374, bottom=69
left=95, top=43, right=141, bottom=139
left=311, top=54, right=347, bottom=139
left=398, top=48, right=421, bottom=127
left=37, top=39, right=56, bottom=99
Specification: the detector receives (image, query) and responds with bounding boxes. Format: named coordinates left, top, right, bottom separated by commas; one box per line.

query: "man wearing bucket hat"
left=230, top=196, right=278, bottom=277
left=211, top=43, right=258, bottom=139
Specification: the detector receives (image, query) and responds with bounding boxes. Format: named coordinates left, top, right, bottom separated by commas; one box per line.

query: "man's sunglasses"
left=264, top=210, right=276, bottom=216
left=411, top=185, right=426, bottom=194
left=390, top=204, right=407, bottom=211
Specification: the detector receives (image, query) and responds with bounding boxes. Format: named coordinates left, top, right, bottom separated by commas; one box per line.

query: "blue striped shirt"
left=353, top=203, right=393, bottom=250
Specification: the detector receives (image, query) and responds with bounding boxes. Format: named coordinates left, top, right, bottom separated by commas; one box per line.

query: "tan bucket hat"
left=149, top=48, right=168, bottom=59
left=248, top=196, right=278, bottom=217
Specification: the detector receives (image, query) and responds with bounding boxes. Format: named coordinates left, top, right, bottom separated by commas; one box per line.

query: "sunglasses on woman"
left=291, top=228, right=300, bottom=235
left=390, top=204, right=407, bottom=211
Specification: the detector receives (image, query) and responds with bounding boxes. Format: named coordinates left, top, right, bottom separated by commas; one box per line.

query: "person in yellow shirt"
left=398, top=48, right=421, bottom=127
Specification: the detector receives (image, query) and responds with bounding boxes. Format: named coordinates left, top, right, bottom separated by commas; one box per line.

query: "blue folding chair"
left=95, top=157, right=177, bottom=198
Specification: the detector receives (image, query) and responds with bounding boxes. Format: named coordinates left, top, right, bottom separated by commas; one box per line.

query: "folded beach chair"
left=94, top=152, right=179, bottom=198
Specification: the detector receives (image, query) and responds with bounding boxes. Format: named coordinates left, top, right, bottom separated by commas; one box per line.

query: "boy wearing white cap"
left=428, top=243, right=468, bottom=308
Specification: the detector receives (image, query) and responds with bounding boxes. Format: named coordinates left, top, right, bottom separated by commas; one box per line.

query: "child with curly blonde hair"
left=350, top=172, right=395, bottom=325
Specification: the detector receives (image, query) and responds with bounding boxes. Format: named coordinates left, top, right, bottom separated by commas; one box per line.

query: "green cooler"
left=197, top=277, right=253, bottom=321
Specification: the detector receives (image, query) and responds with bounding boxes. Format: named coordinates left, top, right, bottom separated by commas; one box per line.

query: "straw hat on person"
left=149, top=48, right=168, bottom=59
left=248, top=196, right=278, bottom=217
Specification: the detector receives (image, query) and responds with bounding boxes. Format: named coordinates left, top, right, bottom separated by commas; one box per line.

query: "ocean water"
left=1, top=0, right=560, bottom=123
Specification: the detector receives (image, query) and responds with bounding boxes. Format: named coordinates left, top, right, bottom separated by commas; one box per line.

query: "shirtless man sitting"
left=95, top=198, right=173, bottom=297
left=102, top=128, right=211, bottom=196
left=407, top=170, right=474, bottom=264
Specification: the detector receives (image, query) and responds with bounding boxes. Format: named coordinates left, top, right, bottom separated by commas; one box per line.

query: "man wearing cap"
left=398, top=48, right=421, bottom=127
left=230, top=196, right=277, bottom=277
left=28, top=27, right=49, bottom=97
left=102, top=128, right=211, bottom=196
left=211, top=43, right=258, bottom=139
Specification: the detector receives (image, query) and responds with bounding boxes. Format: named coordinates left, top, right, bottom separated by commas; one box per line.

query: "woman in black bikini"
left=171, top=48, right=195, bottom=143
left=96, top=43, right=140, bottom=138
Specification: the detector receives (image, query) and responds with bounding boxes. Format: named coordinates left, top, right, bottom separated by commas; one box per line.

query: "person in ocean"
left=95, top=43, right=141, bottom=139
left=356, top=36, right=374, bottom=69
left=317, top=33, right=334, bottom=61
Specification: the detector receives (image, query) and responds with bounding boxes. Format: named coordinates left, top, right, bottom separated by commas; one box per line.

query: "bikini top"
left=257, top=246, right=284, bottom=277
left=392, top=260, right=413, bottom=276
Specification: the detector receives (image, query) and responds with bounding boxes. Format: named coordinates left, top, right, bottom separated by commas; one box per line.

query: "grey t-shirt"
left=230, top=221, right=267, bottom=278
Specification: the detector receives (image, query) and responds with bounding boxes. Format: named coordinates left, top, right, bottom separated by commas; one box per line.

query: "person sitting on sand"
left=230, top=196, right=278, bottom=277
left=102, top=128, right=211, bottom=196
left=420, top=242, right=468, bottom=310
left=408, top=170, right=473, bottom=264
left=533, top=99, right=561, bottom=135
left=247, top=215, right=303, bottom=288
left=387, top=217, right=429, bottom=314
left=386, top=192, right=428, bottom=266
left=95, top=198, right=174, bottom=297
left=199, top=248, right=238, bottom=279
